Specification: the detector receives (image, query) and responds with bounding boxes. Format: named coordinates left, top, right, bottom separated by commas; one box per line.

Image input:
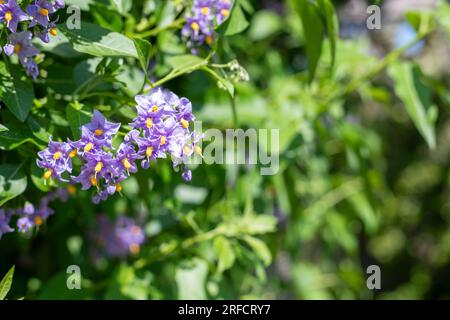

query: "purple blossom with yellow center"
left=4, top=31, right=40, bottom=79
left=27, top=0, right=57, bottom=28
left=17, top=216, right=33, bottom=233
left=4, top=31, right=39, bottom=63
left=72, top=150, right=116, bottom=191
left=132, top=94, right=170, bottom=133
left=135, top=135, right=162, bottom=169
left=115, top=142, right=139, bottom=176
left=35, top=18, right=59, bottom=43
left=182, top=0, right=233, bottom=52
left=36, top=87, right=203, bottom=204
left=83, top=110, right=121, bottom=149
left=215, top=0, right=232, bottom=24
left=0, top=0, right=29, bottom=32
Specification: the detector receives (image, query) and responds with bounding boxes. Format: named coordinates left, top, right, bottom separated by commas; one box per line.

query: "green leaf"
left=293, top=0, right=325, bottom=82
left=0, top=164, right=27, bottom=207
left=66, top=102, right=92, bottom=140
left=213, top=236, right=236, bottom=273
left=388, top=62, right=436, bottom=148
left=348, top=192, right=379, bottom=234
left=133, top=38, right=152, bottom=75
left=0, top=266, right=15, bottom=300
left=0, top=62, right=34, bottom=122
left=318, top=0, right=339, bottom=70
left=59, top=22, right=138, bottom=58
left=217, top=0, right=249, bottom=36
left=242, top=236, right=272, bottom=266
left=38, top=273, right=89, bottom=300
left=175, top=259, right=208, bottom=300
left=110, top=0, right=132, bottom=15
left=248, top=10, right=283, bottom=41
left=89, top=2, right=124, bottom=32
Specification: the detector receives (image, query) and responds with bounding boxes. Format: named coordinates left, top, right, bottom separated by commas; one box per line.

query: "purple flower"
left=24, top=202, right=35, bottom=215
left=182, top=0, right=233, bottom=51
left=24, top=59, right=39, bottom=79
left=54, top=0, right=64, bottom=10
left=182, top=169, right=192, bottom=181
left=36, top=136, right=73, bottom=181
left=82, top=110, right=121, bottom=148
left=0, top=209, right=14, bottom=239
left=27, top=0, right=57, bottom=28
left=135, top=135, right=161, bottom=169
left=4, top=31, right=39, bottom=63
left=0, top=0, right=29, bottom=32
left=35, top=19, right=58, bottom=43
left=71, top=127, right=105, bottom=155
left=91, top=215, right=145, bottom=258
left=72, top=150, right=115, bottom=190
left=115, top=142, right=139, bottom=175
left=215, top=0, right=232, bottom=25
left=176, top=98, right=195, bottom=128
left=132, top=93, right=171, bottom=133
left=17, top=216, right=33, bottom=233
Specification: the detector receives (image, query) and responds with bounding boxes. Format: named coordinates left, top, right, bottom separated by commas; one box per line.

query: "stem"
left=132, top=18, right=186, bottom=38
left=133, top=224, right=235, bottom=270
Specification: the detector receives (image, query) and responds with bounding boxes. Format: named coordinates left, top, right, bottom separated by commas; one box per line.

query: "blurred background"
left=1, top=0, right=450, bottom=299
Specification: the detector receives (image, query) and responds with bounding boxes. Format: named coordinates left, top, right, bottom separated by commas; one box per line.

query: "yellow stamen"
left=14, top=44, right=21, bottom=54
left=95, top=162, right=103, bottom=173
left=94, top=129, right=103, bottom=136
left=194, top=145, right=202, bottom=155
left=69, top=149, right=77, bottom=158
left=145, top=118, right=153, bottom=129
left=90, top=176, right=97, bottom=186
left=146, top=146, right=153, bottom=158
left=191, top=22, right=199, bottom=31
left=43, top=169, right=52, bottom=180
left=39, top=8, right=49, bottom=16
left=67, top=185, right=76, bottom=195
left=221, top=9, right=230, bottom=17
left=49, top=27, right=57, bottom=36
left=183, top=146, right=192, bottom=155
left=180, top=118, right=189, bottom=129
left=151, top=105, right=158, bottom=112
left=4, top=11, right=12, bottom=22
left=160, top=136, right=166, bottom=146
left=201, top=7, right=210, bottom=15
left=129, top=243, right=140, bottom=255
left=84, top=142, right=93, bottom=152
left=35, top=216, right=43, bottom=226
left=122, top=158, right=131, bottom=170
left=115, top=183, right=122, bottom=192
left=205, top=35, right=213, bottom=46
left=53, top=151, right=62, bottom=160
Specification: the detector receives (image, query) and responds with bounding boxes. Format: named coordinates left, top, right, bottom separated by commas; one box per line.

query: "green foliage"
left=1, top=0, right=449, bottom=300
left=0, top=266, right=14, bottom=300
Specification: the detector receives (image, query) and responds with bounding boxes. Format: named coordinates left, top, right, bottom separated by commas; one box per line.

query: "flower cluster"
left=0, top=0, right=65, bottom=79
left=182, top=0, right=232, bottom=53
left=0, top=188, right=70, bottom=239
left=90, top=214, right=145, bottom=259
left=36, top=88, right=203, bottom=204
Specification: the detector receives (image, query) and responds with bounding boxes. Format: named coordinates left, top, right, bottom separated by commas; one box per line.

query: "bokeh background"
left=1, top=0, right=450, bottom=299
